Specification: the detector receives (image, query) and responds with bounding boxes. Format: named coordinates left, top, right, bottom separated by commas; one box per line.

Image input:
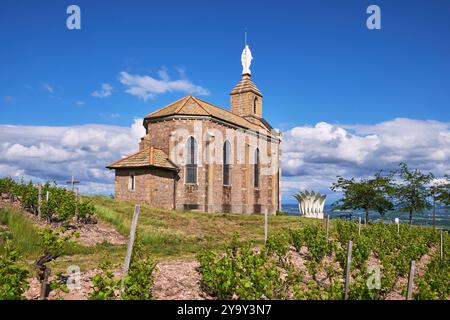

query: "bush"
left=265, top=232, right=291, bottom=267
left=0, top=240, right=29, bottom=300
left=0, top=177, right=96, bottom=223
left=89, top=234, right=156, bottom=300
left=198, top=235, right=301, bottom=300
left=89, top=261, right=119, bottom=300
left=121, top=236, right=156, bottom=300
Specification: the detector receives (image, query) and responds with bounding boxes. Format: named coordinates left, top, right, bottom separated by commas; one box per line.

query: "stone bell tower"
left=230, top=44, right=263, bottom=118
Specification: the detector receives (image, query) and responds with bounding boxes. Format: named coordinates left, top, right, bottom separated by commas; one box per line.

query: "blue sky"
left=1, top=0, right=450, bottom=127
left=0, top=1, right=449, bottom=203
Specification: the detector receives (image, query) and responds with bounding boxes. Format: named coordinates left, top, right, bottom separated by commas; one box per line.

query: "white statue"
left=241, top=45, right=253, bottom=75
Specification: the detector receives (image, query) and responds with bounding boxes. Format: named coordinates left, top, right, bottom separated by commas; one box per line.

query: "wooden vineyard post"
left=264, top=210, right=268, bottom=243
left=344, top=240, right=353, bottom=300
left=39, top=269, right=50, bottom=300
left=358, top=217, right=361, bottom=236
left=406, top=260, right=415, bottom=300
left=121, top=204, right=140, bottom=294
left=326, top=215, right=330, bottom=242
left=75, top=187, right=79, bottom=217
left=441, top=231, right=443, bottom=260
left=37, top=184, right=42, bottom=219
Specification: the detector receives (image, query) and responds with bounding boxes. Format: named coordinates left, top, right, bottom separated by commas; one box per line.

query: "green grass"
left=0, top=206, right=123, bottom=270
left=0, top=207, right=42, bottom=257
left=88, top=195, right=321, bottom=260
left=1, top=196, right=326, bottom=271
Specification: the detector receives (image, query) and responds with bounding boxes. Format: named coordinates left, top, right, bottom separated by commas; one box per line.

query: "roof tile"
left=106, top=147, right=177, bottom=170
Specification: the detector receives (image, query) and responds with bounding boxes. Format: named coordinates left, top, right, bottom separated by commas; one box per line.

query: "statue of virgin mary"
left=241, top=45, right=253, bottom=75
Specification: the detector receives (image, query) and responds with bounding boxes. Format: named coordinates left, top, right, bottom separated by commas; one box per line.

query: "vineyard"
left=0, top=177, right=449, bottom=300
left=0, top=177, right=96, bottom=224
left=199, top=222, right=449, bottom=300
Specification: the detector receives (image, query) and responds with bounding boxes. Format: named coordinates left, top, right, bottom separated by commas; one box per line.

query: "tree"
left=331, top=172, right=394, bottom=223
left=434, top=175, right=450, bottom=207
left=430, top=176, right=450, bottom=228
left=393, top=163, right=433, bottom=225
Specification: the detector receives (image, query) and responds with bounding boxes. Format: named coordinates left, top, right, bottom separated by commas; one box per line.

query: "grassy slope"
left=0, top=206, right=125, bottom=272
left=1, top=196, right=321, bottom=271
left=89, top=195, right=318, bottom=260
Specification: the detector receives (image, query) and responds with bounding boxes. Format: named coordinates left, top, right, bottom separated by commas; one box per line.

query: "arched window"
left=254, top=148, right=260, bottom=188
left=253, top=98, right=258, bottom=114
left=223, top=141, right=231, bottom=186
left=185, top=137, right=197, bottom=184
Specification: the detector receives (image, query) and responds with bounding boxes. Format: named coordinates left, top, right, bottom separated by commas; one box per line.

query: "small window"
left=223, top=141, right=231, bottom=186
left=129, top=173, right=136, bottom=191
left=185, top=137, right=197, bottom=184
left=253, top=98, right=258, bottom=114
left=254, top=148, right=260, bottom=188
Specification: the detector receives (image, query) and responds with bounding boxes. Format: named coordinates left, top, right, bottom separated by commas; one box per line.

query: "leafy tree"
left=432, top=175, right=450, bottom=207
left=393, top=163, right=433, bottom=225
left=430, top=176, right=450, bottom=228
left=331, top=172, right=394, bottom=223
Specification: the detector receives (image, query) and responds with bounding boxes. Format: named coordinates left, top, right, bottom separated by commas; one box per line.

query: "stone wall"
left=230, top=91, right=262, bottom=118
left=114, top=168, right=176, bottom=210
left=138, top=117, right=281, bottom=215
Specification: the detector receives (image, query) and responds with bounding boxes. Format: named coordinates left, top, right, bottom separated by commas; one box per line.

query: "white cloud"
left=0, top=120, right=145, bottom=194
left=281, top=118, right=450, bottom=202
left=0, top=117, right=448, bottom=202
left=76, top=101, right=85, bottom=106
left=119, top=69, right=209, bottom=101
left=91, top=83, right=113, bottom=98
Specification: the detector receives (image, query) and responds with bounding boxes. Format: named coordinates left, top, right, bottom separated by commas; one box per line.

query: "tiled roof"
left=230, top=74, right=262, bottom=96
left=144, top=95, right=273, bottom=135
left=106, top=147, right=178, bottom=170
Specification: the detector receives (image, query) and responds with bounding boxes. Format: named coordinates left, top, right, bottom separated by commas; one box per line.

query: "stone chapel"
left=107, top=45, right=281, bottom=214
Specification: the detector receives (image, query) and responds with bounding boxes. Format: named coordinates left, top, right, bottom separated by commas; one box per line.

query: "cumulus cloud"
left=0, top=117, right=448, bottom=201
left=91, top=83, right=113, bottom=98
left=119, top=69, right=209, bottom=101
left=281, top=118, right=450, bottom=202
left=0, top=120, right=145, bottom=195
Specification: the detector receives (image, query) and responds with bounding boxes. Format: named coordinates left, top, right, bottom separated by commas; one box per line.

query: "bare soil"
left=24, top=259, right=209, bottom=300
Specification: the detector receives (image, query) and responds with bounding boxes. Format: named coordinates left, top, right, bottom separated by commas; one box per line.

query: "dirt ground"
left=0, top=199, right=127, bottom=246
left=24, top=259, right=208, bottom=300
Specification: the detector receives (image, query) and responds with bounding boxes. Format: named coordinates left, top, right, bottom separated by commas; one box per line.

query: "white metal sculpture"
left=241, top=45, right=253, bottom=75
left=293, top=190, right=327, bottom=219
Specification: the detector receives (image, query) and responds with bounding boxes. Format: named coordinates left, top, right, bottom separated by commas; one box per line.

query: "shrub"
left=0, top=240, right=29, bottom=300
left=198, top=235, right=301, bottom=300
left=89, top=261, right=119, bottom=300
left=121, top=236, right=156, bottom=300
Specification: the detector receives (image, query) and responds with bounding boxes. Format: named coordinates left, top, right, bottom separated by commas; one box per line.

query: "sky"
left=0, top=0, right=449, bottom=204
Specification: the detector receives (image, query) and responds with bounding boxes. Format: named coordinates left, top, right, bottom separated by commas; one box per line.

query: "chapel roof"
left=229, top=73, right=262, bottom=96
left=106, top=146, right=178, bottom=170
left=144, top=95, right=274, bottom=135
